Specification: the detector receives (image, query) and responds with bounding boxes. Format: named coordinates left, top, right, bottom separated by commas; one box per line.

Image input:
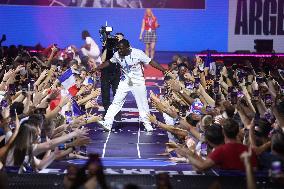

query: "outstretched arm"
left=149, top=60, right=167, bottom=73
left=96, top=60, right=110, bottom=70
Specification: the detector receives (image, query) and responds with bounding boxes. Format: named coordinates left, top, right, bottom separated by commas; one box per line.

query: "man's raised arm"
left=96, top=60, right=110, bottom=70
left=149, top=60, right=167, bottom=73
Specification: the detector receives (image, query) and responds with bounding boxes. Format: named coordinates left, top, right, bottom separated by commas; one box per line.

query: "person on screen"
left=139, top=8, right=159, bottom=59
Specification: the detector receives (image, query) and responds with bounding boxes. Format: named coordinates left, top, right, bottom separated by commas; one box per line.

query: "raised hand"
left=151, top=100, right=165, bottom=113
left=2, top=69, right=15, bottom=81
left=87, top=115, right=102, bottom=123
left=147, top=114, right=157, bottom=124
left=149, top=90, right=160, bottom=102
left=15, top=65, right=25, bottom=73
left=49, top=89, right=61, bottom=100
left=91, top=88, right=101, bottom=98
left=74, top=127, right=89, bottom=137
left=72, top=136, right=91, bottom=147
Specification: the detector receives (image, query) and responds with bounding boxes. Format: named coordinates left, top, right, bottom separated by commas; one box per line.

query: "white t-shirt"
left=110, top=48, right=151, bottom=80
left=5, top=130, right=38, bottom=167
left=83, top=37, right=101, bottom=63
left=86, top=37, right=100, bottom=54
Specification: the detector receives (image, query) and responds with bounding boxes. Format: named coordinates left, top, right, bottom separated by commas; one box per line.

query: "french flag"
left=58, top=68, right=78, bottom=97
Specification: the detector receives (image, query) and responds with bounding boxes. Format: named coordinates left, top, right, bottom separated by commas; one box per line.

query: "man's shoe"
left=98, top=120, right=112, bottom=131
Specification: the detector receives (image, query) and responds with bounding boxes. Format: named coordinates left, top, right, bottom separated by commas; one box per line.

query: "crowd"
left=0, top=42, right=103, bottom=173
left=0, top=37, right=284, bottom=188
left=148, top=54, right=284, bottom=186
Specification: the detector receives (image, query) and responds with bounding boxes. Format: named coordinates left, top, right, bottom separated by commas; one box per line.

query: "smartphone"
left=227, top=87, right=233, bottom=101
left=231, top=91, right=238, bottom=104
left=29, top=79, right=35, bottom=91
left=213, top=81, right=219, bottom=93
left=280, top=85, right=284, bottom=95
left=216, top=66, right=221, bottom=78
left=200, top=143, right=208, bottom=157
left=194, top=77, right=200, bottom=88
left=185, top=81, right=194, bottom=90
left=58, top=143, right=65, bottom=151
left=0, top=99, right=8, bottom=108
left=252, top=90, right=259, bottom=101
left=265, top=94, right=272, bottom=106
left=65, top=111, right=73, bottom=124
left=5, top=65, right=10, bottom=71
left=256, top=76, right=263, bottom=83
left=79, top=145, right=87, bottom=156
left=8, top=84, right=16, bottom=96
left=214, top=93, right=221, bottom=102
left=237, top=91, right=244, bottom=98
left=169, top=150, right=178, bottom=158
left=228, top=87, right=233, bottom=93
left=206, top=105, right=213, bottom=112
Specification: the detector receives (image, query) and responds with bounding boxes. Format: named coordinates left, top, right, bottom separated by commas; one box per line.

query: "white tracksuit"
left=103, top=48, right=152, bottom=128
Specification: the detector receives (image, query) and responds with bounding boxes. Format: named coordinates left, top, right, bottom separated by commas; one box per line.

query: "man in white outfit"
left=96, top=39, right=167, bottom=132
left=81, top=30, right=102, bottom=64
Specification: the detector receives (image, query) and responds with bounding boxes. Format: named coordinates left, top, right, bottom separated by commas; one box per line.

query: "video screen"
left=0, top=0, right=206, bottom=9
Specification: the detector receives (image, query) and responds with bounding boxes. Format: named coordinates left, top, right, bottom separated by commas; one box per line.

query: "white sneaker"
left=144, top=124, right=153, bottom=132
left=98, top=120, right=112, bottom=131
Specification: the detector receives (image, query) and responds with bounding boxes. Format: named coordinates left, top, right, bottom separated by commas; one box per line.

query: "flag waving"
left=58, top=68, right=78, bottom=97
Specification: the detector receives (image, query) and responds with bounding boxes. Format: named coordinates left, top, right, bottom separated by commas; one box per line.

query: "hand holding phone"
left=264, top=94, right=272, bottom=106
left=194, top=77, right=200, bottom=88
left=231, top=91, right=238, bottom=104
left=252, top=90, right=259, bottom=101
left=213, top=81, right=219, bottom=93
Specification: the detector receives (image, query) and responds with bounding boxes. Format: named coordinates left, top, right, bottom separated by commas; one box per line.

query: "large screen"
left=0, top=0, right=228, bottom=52
left=0, top=0, right=205, bottom=9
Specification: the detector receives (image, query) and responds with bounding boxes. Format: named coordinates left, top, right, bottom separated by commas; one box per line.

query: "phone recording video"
left=169, top=150, right=178, bottom=158
left=213, top=81, right=219, bottom=93
left=252, top=90, right=259, bottom=101
left=231, top=91, right=238, bottom=104
left=264, top=94, right=272, bottom=106
left=256, top=75, right=263, bottom=83
left=194, top=77, right=200, bottom=88
left=200, top=143, right=208, bottom=156
left=79, top=145, right=87, bottom=156
left=58, top=143, right=65, bottom=151
left=8, top=84, right=16, bottom=96
left=0, top=99, right=8, bottom=108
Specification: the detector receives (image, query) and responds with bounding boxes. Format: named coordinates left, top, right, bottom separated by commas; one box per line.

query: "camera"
left=99, top=26, right=119, bottom=50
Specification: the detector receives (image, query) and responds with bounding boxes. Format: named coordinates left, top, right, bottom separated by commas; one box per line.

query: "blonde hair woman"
left=139, top=8, right=159, bottom=59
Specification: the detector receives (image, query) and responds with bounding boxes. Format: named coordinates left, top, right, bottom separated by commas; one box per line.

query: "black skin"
left=96, top=43, right=167, bottom=73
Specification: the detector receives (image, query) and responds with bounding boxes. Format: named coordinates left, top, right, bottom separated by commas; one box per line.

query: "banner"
left=0, top=0, right=205, bottom=9
left=228, top=0, right=284, bottom=52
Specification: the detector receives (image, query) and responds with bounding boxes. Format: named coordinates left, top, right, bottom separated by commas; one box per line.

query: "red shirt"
left=144, top=16, right=157, bottom=31
left=208, top=142, right=257, bottom=171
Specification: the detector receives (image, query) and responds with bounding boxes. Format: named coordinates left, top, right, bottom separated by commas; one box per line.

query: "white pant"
left=104, top=77, right=151, bottom=127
